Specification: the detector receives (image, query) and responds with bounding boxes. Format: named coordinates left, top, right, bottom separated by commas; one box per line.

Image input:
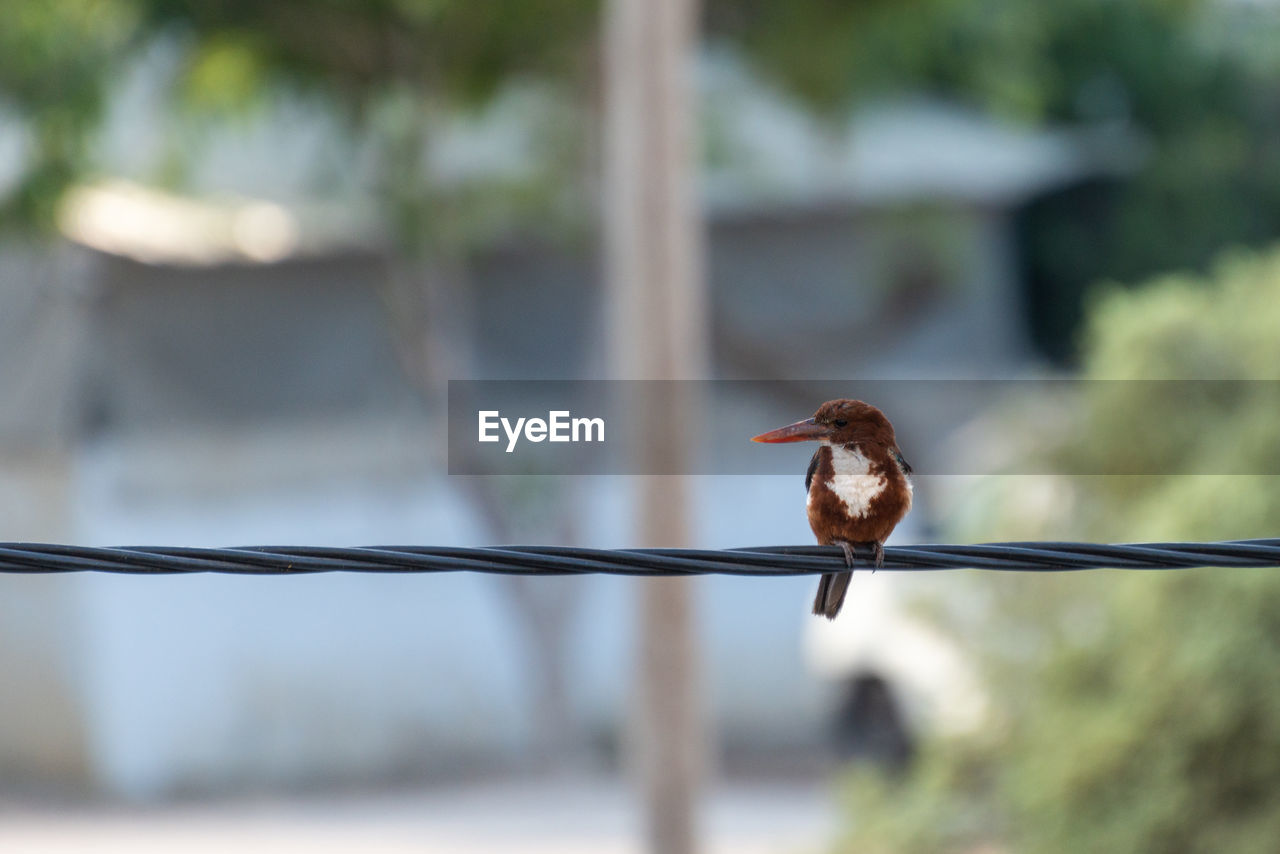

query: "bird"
left=752, top=399, right=913, bottom=620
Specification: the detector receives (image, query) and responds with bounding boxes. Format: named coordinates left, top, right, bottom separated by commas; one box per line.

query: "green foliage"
left=179, top=34, right=270, bottom=115
left=154, top=0, right=601, bottom=253
left=837, top=246, right=1280, bottom=853
left=143, top=0, right=599, bottom=109
left=709, top=0, right=1209, bottom=124
left=4, top=0, right=1279, bottom=329
left=1000, top=569, right=1280, bottom=854
left=837, top=738, right=1005, bottom=854
left=708, top=0, right=978, bottom=118
left=0, top=0, right=600, bottom=238
left=712, top=0, right=1280, bottom=362
left=0, top=0, right=140, bottom=228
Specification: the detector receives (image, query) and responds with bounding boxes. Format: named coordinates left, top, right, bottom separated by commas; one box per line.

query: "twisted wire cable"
left=0, top=540, right=1276, bottom=576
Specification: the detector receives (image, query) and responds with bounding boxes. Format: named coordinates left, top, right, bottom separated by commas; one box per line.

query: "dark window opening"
left=832, top=672, right=914, bottom=770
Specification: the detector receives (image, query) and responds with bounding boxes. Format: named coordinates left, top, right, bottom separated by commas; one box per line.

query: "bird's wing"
left=805, top=448, right=821, bottom=492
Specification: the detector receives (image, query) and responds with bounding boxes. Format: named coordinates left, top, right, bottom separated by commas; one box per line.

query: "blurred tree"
left=834, top=245, right=1280, bottom=853
left=708, top=0, right=1280, bottom=363
left=8, top=0, right=1280, bottom=339
left=30, top=0, right=601, bottom=770
left=138, top=0, right=601, bottom=250
left=0, top=0, right=140, bottom=228
left=0, top=0, right=600, bottom=241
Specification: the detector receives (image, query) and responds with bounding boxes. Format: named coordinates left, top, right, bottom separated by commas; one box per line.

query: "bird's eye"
left=833, top=419, right=848, bottom=428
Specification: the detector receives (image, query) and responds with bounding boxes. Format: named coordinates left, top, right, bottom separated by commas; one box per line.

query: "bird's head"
left=751, top=399, right=897, bottom=448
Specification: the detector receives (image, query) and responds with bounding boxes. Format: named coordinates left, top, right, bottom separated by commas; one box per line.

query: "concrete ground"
left=0, top=777, right=839, bottom=853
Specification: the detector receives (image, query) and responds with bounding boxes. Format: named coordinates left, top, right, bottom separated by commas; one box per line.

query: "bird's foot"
left=872, top=541, right=884, bottom=571
left=835, top=539, right=856, bottom=569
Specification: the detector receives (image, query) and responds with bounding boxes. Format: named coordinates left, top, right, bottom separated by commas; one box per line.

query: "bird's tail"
left=812, top=571, right=852, bottom=620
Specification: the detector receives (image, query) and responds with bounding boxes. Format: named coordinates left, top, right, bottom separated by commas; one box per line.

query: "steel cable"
left=0, top=540, right=1276, bottom=576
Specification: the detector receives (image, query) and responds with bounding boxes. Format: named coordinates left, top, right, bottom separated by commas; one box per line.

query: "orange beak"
left=751, top=417, right=831, bottom=443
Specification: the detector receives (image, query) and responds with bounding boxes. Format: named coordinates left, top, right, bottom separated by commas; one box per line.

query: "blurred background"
left=2, top=0, right=1280, bottom=851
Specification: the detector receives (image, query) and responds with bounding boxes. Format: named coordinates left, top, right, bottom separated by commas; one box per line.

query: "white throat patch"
left=809, top=442, right=887, bottom=517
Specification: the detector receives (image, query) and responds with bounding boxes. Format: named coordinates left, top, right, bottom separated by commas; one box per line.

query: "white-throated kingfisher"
left=752, top=399, right=913, bottom=619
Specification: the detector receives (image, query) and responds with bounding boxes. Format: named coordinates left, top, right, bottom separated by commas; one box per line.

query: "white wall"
left=50, top=425, right=844, bottom=799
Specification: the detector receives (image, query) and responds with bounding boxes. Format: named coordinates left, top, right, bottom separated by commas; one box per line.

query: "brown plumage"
left=752, top=399, right=913, bottom=619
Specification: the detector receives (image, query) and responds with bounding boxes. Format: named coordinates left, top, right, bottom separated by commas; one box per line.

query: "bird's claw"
left=834, top=540, right=883, bottom=570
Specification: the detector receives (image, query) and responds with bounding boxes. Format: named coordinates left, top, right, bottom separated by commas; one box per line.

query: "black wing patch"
left=893, top=448, right=913, bottom=475
left=805, top=449, right=821, bottom=493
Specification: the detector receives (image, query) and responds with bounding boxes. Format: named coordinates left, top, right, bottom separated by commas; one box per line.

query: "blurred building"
left=0, top=48, right=1123, bottom=798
